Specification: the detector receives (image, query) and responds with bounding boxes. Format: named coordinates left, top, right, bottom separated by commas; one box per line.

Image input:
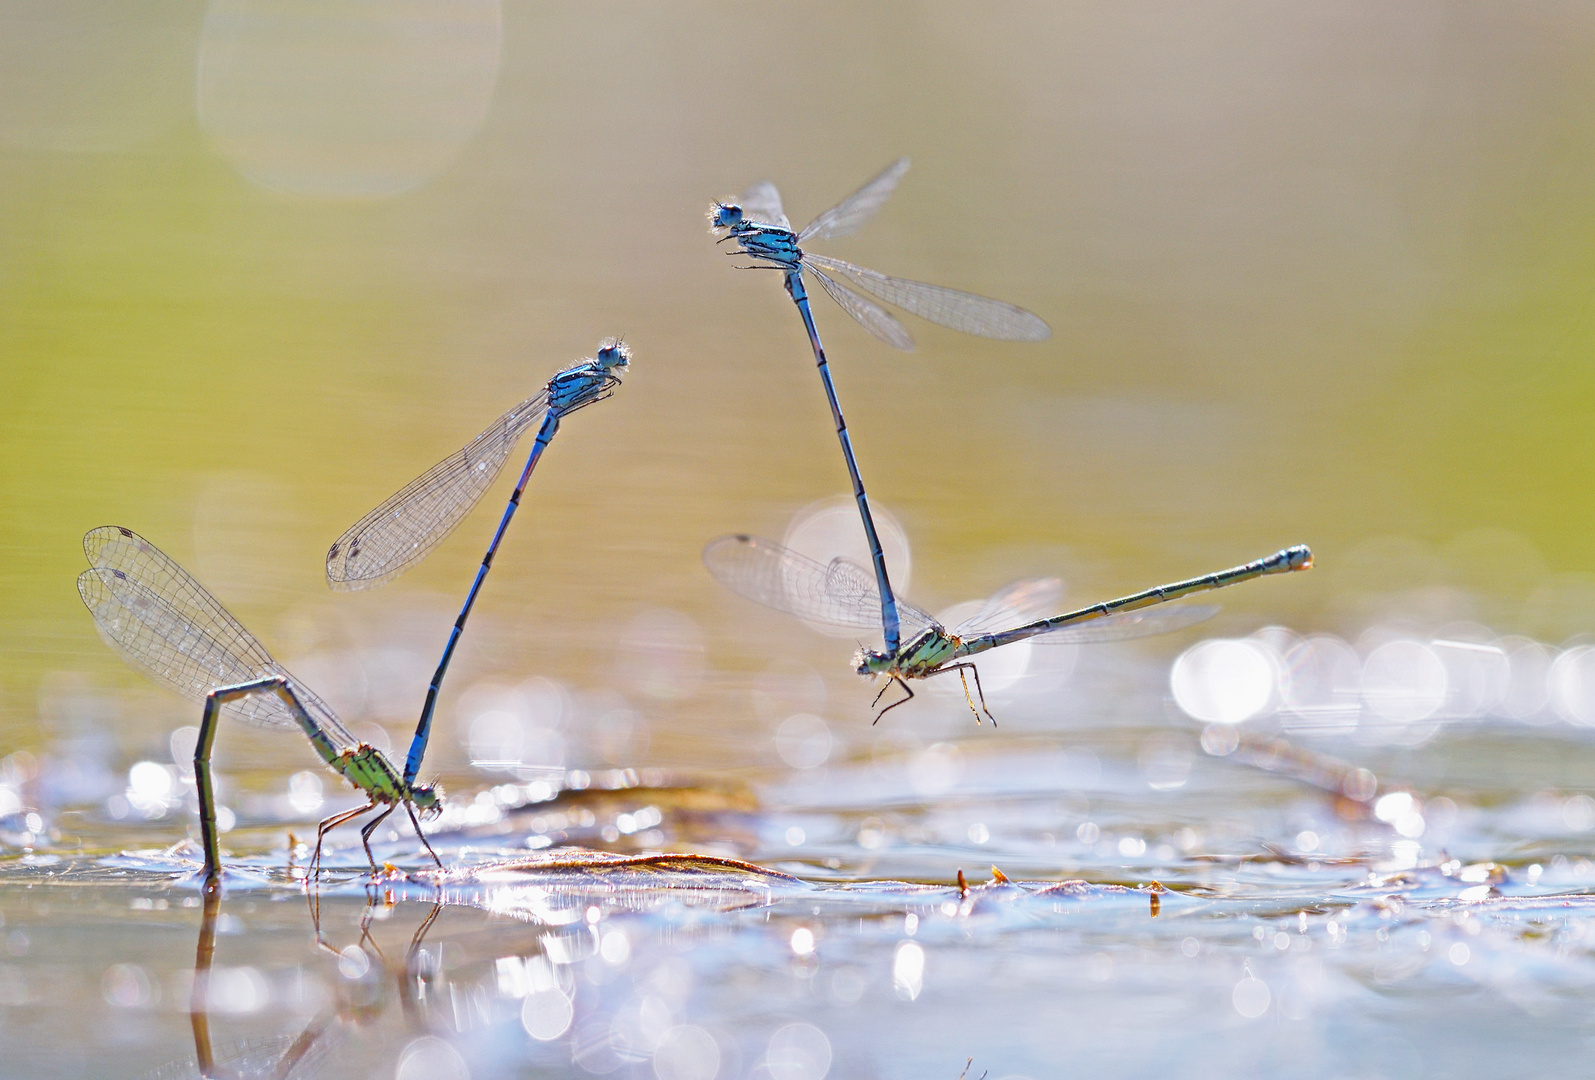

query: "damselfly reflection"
left=78, top=526, right=442, bottom=888
left=704, top=535, right=1312, bottom=724
left=327, top=340, right=630, bottom=788
left=709, top=160, right=1049, bottom=660
left=166, top=889, right=440, bottom=1080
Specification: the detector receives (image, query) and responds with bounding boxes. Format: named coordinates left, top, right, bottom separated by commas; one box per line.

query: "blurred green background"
left=5, top=1, right=1595, bottom=773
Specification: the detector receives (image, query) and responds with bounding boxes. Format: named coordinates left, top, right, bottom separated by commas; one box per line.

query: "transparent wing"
left=798, top=157, right=911, bottom=243
left=327, top=387, right=550, bottom=591
left=806, top=263, right=916, bottom=350
left=803, top=253, right=1051, bottom=341
left=702, top=534, right=936, bottom=637
left=949, top=578, right=1064, bottom=638
left=79, top=527, right=356, bottom=745
left=982, top=604, right=1220, bottom=648
left=819, top=553, right=938, bottom=639
left=738, top=181, right=790, bottom=229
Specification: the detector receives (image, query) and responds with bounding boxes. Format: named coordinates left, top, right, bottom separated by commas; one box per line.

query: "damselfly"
left=703, top=534, right=1312, bottom=724
left=326, top=340, right=630, bottom=785
left=708, top=159, right=1049, bottom=659
left=78, top=526, right=442, bottom=888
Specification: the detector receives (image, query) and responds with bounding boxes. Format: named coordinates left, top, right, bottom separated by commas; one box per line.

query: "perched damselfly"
left=709, top=159, right=1049, bottom=658
left=78, top=526, right=442, bottom=889
left=326, top=340, right=630, bottom=785
left=703, top=534, right=1312, bottom=724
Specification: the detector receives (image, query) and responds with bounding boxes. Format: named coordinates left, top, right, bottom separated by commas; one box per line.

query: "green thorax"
left=858, top=626, right=962, bottom=678
left=334, top=746, right=408, bottom=802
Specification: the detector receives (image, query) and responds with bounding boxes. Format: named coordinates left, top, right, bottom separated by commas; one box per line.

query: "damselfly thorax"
left=710, top=204, right=804, bottom=269
left=855, top=626, right=996, bottom=725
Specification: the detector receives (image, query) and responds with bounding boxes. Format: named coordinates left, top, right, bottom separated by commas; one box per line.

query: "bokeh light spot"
left=1171, top=639, right=1275, bottom=724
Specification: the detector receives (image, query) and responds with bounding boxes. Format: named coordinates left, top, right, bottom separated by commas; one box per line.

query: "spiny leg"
left=930, top=662, right=996, bottom=726
left=358, top=804, right=397, bottom=873
left=311, top=801, right=377, bottom=882
left=307, top=801, right=376, bottom=939
left=871, top=678, right=897, bottom=708
left=404, top=802, right=444, bottom=870
left=955, top=663, right=996, bottom=726
left=871, top=675, right=915, bottom=724
left=964, top=663, right=996, bottom=727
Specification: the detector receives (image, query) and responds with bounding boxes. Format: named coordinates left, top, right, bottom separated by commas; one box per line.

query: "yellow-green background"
left=5, top=1, right=1595, bottom=769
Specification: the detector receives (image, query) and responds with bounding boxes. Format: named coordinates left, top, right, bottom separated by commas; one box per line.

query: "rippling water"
left=11, top=642, right=1595, bottom=1077
left=9, top=2, right=1595, bottom=1077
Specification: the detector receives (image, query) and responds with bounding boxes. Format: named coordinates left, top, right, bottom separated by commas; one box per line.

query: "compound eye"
left=714, top=203, right=743, bottom=227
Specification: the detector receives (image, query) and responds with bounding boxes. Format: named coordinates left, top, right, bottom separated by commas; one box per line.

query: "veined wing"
left=979, top=604, right=1219, bottom=649
left=702, top=534, right=935, bottom=637
left=738, top=181, right=790, bottom=229
left=949, top=578, right=1064, bottom=638
left=803, top=253, right=1051, bottom=342
left=819, top=553, right=938, bottom=639
left=79, top=527, right=357, bottom=745
left=807, top=263, right=915, bottom=350
left=798, top=157, right=911, bottom=243
left=327, top=386, right=550, bottom=591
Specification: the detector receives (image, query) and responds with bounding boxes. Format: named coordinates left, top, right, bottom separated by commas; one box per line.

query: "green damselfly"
left=78, top=526, right=441, bottom=889
left=703, top=534, right=1312, bottom=724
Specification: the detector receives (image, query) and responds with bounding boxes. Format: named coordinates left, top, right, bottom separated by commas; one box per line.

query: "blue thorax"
left=711, top=202, right=803, bottom=270
left=547, top=341, right=630, bottom=415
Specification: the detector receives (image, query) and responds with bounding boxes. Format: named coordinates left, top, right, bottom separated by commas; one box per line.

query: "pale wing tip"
left=326, top=566, right=395, bottom=592
left=325, top=532, right=403, bottom=590
left=83, top=523, right=140, bottom=563
left=702, top=533, right=784, bottom=588
left=76, top=567, right=105, bottom=607
left=701, top=533, right=760, bottom=565
left=82, top=525, right=114, bottom=560
left=326, top=546, right=411, bottom=592
left=1015, top=313, right=1052, bottom=341
left=877, top=324, right=916, bottom=351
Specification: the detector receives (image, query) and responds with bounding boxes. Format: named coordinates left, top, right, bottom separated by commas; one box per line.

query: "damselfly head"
left=854, top=648, right=893, bottom=677
left=595, top=338, right=632, bottom=370
left=409, top=782, right=444, bottom=819
left=708, top=202, right=743, bottom=230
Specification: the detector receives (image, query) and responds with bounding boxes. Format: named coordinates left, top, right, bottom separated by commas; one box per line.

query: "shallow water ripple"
left=3, top=721, right=1595, bottom=1077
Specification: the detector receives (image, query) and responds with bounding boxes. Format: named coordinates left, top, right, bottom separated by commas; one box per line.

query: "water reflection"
left=178, top=887, right=363, bottom=1079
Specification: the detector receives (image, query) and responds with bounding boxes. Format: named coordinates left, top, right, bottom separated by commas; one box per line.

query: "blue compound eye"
left=711, top=203, right=743, bottom=228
